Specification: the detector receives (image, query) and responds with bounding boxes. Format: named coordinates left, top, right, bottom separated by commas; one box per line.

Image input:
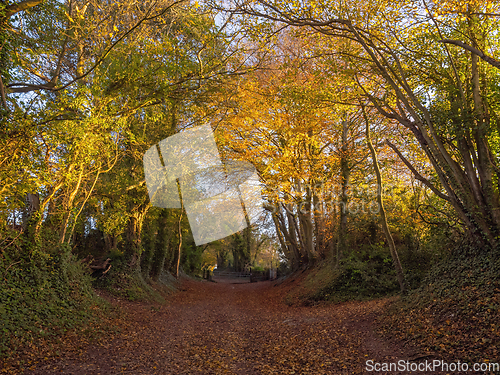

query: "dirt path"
left=21, top=280, right=414, bottom=374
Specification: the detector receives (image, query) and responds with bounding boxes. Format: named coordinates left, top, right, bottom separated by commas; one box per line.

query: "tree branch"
left=0, top=74, right=7, bottom=109
left=3, top=0, right=43, bottom=18
left=440, top=39, right=500, bottom=69
left=7, top=0, right=187, bottom=93
left=385, top=140, right=451, bottom=202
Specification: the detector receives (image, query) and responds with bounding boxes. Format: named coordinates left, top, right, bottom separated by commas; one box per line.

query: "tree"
left=224, top=0, right=500, bottom=250
left=0, top=0, right=252, bottom=296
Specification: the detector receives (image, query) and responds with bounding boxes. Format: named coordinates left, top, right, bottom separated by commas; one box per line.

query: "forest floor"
left=4, top=277, right=429, bottom=375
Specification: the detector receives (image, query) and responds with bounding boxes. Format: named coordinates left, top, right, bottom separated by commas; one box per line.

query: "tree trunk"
left=337, top=120, right=350, bottom=264
left=312, top=187, right=325, bottom=257
left=150, top=209, right=173, bottom=281
left=286, top=205, right=308, bottom=264
left=60, top=166, right=84, bottom=244
left=22, top=193, right=40, bottom=230
left=364, top=108, right=407, bottom=294
left=275, top=209, right=301, bottom=269
left=175, top=202, right=183, bottom=279
left=272, top=211, right=297, bottom=269
left=297, top=186, right=314, bottom=263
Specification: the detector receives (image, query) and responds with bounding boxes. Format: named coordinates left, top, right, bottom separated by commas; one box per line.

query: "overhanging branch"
left=440, top=39, right=500, bottom=69
left=6, top=0, right=187, bottom=93
left=3, top=0, right=43, bottom=18
left=385, top=140, right=451, bottom=202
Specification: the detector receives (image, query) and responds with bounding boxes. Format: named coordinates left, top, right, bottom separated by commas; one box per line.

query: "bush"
left=310, top=245, right=401, bottom=302
left=0, top=243, right=101, bottom=357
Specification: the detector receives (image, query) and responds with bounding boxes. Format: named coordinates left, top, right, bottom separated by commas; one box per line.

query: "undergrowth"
left=285, top=245, right=411, bottom=305
left=312, top=247, right=400, bottom=302
left=381, top=246, right=500, bottom=363
left=92, top=251, right=178, bottom=303
left=0, top=243, right=107, bottom=359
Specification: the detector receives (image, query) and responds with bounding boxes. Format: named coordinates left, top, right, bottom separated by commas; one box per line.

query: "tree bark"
left=364, top=107, right=407, bottom=294
left=337, top=119, right=350, bottom=264
left=3, top=0, right=43, bottom=18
